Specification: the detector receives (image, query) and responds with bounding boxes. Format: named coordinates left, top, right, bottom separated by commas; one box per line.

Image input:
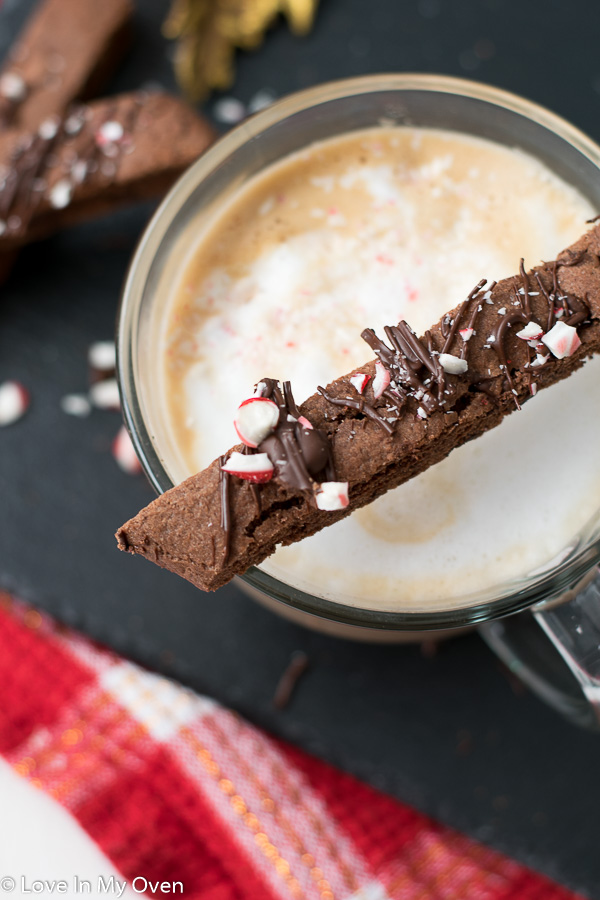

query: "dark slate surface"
left=2, top=0, right=600, bottom=895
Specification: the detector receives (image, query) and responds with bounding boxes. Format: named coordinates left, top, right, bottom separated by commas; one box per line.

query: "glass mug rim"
left=117, top=73, right=600, bottom=632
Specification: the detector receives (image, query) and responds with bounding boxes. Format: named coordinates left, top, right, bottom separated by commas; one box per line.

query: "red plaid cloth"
left=0, top=592, right=584, bottom=900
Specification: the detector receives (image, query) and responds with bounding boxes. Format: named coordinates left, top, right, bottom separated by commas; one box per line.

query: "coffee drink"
left=160, top=127, right=599, bottom=609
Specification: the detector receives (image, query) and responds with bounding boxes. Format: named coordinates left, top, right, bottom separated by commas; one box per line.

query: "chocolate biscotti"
left=0, top=0, right=133, bottom=132
left=0, top=90, right=216, bottom=250
left=116, top=224, right=600, bottom=591
left=0, top=0, right=133, bottom=133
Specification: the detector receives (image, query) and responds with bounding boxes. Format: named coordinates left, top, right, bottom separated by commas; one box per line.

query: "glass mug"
left=117, top=74, right=600, bottom=728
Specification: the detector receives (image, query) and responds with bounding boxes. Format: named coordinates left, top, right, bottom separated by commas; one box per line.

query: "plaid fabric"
left=0, top=592, right=584, bottom=900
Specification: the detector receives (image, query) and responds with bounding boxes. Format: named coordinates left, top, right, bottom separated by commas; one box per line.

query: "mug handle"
left=480, top=567, right=600, bottom=729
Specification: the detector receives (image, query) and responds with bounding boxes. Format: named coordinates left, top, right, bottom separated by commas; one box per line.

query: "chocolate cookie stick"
left=0, top=0, right=133, bottom=132
left=116, top=225, right=600, bottom=592
left=0, top=91, right=216, bottom=249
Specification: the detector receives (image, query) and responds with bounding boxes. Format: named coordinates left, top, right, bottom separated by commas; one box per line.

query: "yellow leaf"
left=164, top=0, right=319, bottom=101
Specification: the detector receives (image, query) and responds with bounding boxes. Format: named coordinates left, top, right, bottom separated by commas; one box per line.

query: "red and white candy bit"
left=372, top=362, right=390, bottom=399
left=297, top=416, right=313, bottom=430
left=112, top=425, right=142, bottom=475
left=459, top=327, right=474, bottom=342
left=88, top=340, right=116, bottom=376
left=316, top=481, right=349, bottom=511
left=96, top=120, right=124, bottom=146
left=89, top=378, right=121, bottom=410
left=350, top=373, right=370, bottom=394
left=530, top=352, right=549, bottom=368
left=0, top=380, right=29, bottom=426
left=541, top=321, right=581, bottom=359
left=516, top=322, right=544, bottom=341
left=234, top=397, right=279, bottom=448
left=220, top=451, right=274, bottom=484
left=438, top=353, right=468, bottom=375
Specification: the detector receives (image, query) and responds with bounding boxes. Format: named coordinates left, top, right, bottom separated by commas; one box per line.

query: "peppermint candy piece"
left=438, top=353, right=468, bottom=375
left=316, top=481, right=349, bottom=511
left=541, top=321, right=581, bottom=359
left=221, top=451, right=274, bottom=484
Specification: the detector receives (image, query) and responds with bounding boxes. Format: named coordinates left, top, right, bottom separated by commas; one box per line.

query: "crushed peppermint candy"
left=221, top=451, right=274, bottom=483
left=516, top=322, right=544, bottom=341
left=541, top=321, right=581, bottom=359
left=112, top=425, right=142, bottom=474
left=38, top=117, right=60, bottom=141
left=497, top=307, right=507, bottom=315
left=89, top=378, right=121, bottom=410
left=438, top=353, right=468, bottom=375
left=372, top=361, right=390, bottom=398
left=88, top=340, right=116, bottom=375
left=248, top=89, right=276, bottom=114
left=234, top=396, right=279, bottom=447
left=48, top=179, right=72, bottom=209
left=316, top=481, right=349, bottom=511
left=0, top=380, right=29, bottom=426
left=213, top=97, right=246, bottom=124
left=530, top=353, right=549, bottom=368
left=459, top=327, right=474, bottom=341
left=96, top=120, right=124, bottom=146
left=349, top=373, right=370, bottom=394
left=60, top=393, right=92, bottom=417
left=0, top=72, right=27, bottom=101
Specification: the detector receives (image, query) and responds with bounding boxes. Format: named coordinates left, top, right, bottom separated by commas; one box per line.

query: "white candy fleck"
left=71, top=159, right=88, bottom=184
left=89, top=378, right=120, bottom=410
left=38, top=117, right=59, bottom=140
left=88, top=340, right=116, bottom=372
left=438, top=352, right=468, bottom=375
left=213, top=97, right=246, bottom=124
left=497, top=307, right=507, bottom=315
left=416, top=406, right=427, bottom=419
left=248, top=89, right=277, bottom=114
left=97, top=120, right=124, bottom=144
left=0, top=380, right=29, bottom=426
left=316, top=481, right=349, bottom=511
left=48, top=178, right=72, bottom=209
left=61, top=393, right=91, bottom=417
left=0, top=72, right=26, bottom=101
left=516, top=321, right=544, bottom=341
left=530, top=353, right=548, bottom=368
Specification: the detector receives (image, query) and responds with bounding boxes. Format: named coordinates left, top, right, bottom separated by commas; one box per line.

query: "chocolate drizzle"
left=440, top=279, right=487, bottom=354
left=360, top=279, right=489, bottom=419
left=0, top=95, right=145, bottom=239
left=218, top=455, right=231, bottom=565
left=258, top=379, right=335, bottom=494
left=317, top=387, right=395, bottom=435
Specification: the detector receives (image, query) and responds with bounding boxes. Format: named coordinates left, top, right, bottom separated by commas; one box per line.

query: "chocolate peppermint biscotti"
left=0, top=90, right=216, bottom=249
left=116, top=224, right=600, bottom=591
left=0, top=0, right=133, bottom=132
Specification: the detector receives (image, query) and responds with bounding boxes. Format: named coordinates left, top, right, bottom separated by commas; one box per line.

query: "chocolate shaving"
left=259, top=379, right=334, bottom=493
left=317, top=387, right=395, bottom=435
left=273, top=651, right=310, bottom=710
left=218, top=456, right=231, bottom=565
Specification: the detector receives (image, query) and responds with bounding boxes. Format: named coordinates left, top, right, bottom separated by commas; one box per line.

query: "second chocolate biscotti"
left=116, top=224, right=600, bottom=591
